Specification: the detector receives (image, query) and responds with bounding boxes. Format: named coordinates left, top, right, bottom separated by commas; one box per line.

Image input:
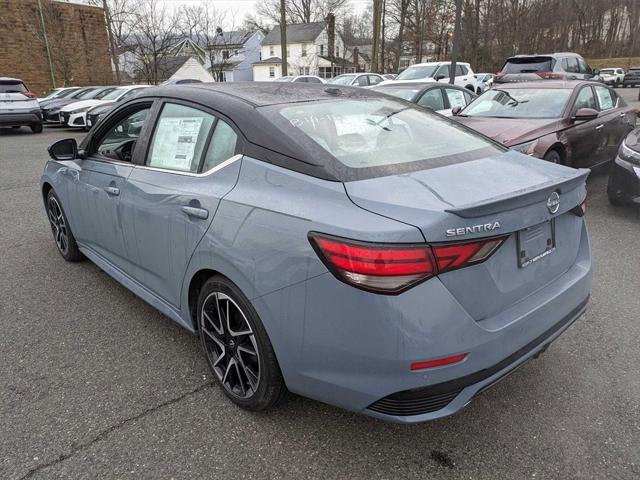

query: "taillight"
left=309, top=233, right=507, bottom=294
left=22, top=91, right=36, bottom=98
left=570, top=196, right=587, bottom=217
left=536, top=72, right=563, bottom=79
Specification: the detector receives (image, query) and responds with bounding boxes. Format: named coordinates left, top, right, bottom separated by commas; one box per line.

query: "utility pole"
left=449, top=0, right=462, bottom=84
left=371, top=0, right=382, bottom=72
left=280, top=0, right=288, bottom=76
left=37, top=0, right=56, bottom=88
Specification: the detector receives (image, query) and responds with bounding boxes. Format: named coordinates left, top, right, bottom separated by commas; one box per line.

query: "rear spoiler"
left=446, top=168, right=590, bottom=218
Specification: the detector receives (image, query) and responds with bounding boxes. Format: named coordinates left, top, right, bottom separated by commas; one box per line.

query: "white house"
left=253, top=16, right=355, bottom=81
left=207, top=30, right=265, bottom=82
left=157, top=56, right=214, bottom=83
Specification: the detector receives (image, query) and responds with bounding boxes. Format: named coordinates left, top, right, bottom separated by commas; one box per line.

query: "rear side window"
left=0, top=81, right=27, bottom=93
left=502, top=57, right=554, bottom=73
left=444, top=88, right=467, bottom=109
left=147, top=103, right=215, bottom=173
left=202, top=119, right=238, bottom=171
left=456, top=65, right=468, bottom=75
left=274, top=98, right=501, bottom=170
left=594, top=86, right=615, bottom=111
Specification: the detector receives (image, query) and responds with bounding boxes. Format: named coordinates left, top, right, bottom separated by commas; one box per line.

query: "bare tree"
left=257, top=0, right=349, bottom=24
left=126, top=0, right=178, bottom=84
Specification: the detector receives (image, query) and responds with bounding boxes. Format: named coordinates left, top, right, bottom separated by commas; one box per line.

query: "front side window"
left=571, top=86, right=597, bottom=115
left=462, top=88, right=571, bottom=119
left=594, top=86, right=615, bottom=111
left=417, top=89, right=444, bottom=110
left=435, top=65, right=450, bottom=78
left=273, top=98, right=501, bottom=170
left=356, top=76, right=368, bottom=86
left=578, top=58, right=590, bottom=74
left=328, top=75, right=355, bottom=85
left=96, top=107, right=151, bottom=162
left=147, top=103, right=215, bottom=173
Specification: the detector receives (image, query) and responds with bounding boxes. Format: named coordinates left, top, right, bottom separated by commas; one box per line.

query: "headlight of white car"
left=511, top=139, right=538, bottom=155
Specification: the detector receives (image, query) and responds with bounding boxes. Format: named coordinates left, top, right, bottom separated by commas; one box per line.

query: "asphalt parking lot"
left=1, top=89, right=639, bottom=480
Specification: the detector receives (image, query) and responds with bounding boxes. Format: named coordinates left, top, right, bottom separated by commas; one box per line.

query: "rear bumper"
left=0, top=111, right=41, bottom=126
left=259, top=220, right=592, bottom=423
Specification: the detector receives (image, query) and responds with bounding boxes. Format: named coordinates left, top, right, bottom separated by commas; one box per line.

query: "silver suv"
left=496, top=53, right=601, bottom=83
left=0, top=77, right=43, bottom=133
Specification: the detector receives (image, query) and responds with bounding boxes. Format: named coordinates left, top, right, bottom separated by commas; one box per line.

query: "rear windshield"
left=376, top=86, right=421, bottom=101
left=501, top=57, right=554, bottom=74
left=396, top=65, right=438, bottom=80
left=271, top=98, right=502, bottom=174
left=461, top=88, right=570, bottom=119
left=0, top=81, right=27, bottom=93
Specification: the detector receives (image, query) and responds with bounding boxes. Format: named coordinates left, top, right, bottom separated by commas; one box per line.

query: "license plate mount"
left=517, top=219, right=555, bottom=268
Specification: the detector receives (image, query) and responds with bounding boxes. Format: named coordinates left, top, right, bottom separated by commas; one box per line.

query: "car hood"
left=88, top=101, right=116, bottom=114
left=453, top=116, right=562, bottom=146
left=60, top=99, right=106, bottom=112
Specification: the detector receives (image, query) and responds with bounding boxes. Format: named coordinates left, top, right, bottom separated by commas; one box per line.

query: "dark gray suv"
left=496, top=52, right=600, bottom=83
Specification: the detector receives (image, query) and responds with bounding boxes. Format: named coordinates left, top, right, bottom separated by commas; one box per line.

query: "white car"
left=60, top=85, right=149, bottom=128
left=378, top=61, right=481, bottom=94
left=274, top=75, right=324, bottom=84
left=474, top=73, right=495, bottom=92
left=599, top=68, right=625, bottom=87
left=327, top=73, right=385, bottom=87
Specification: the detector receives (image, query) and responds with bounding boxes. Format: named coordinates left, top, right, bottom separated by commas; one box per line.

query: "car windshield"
left=99, top=88, right=130, bottom=101
left=328, top=75, right=356, bottom=85
left=73, top=88, right=98, bottom=99
left=55, top=88, right=79, bottom=98
left=93, top=88, right=117, bottom=100
left=0, top=81, right=27, bottom=93
left=396, top=65, right=438, bottom=80
left=501, top=57, right=553, bottom=73
left=376, top=86, right=421, bottom=101
left=461, top=88, right=571, bottom=119
left=273, top=98, right=501, bottom=170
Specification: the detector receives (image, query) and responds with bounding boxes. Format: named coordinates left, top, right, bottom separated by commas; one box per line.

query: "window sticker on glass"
left=150, top=117, right=204, bottom=171
left=594, top=87, right=614, bottom=110
left=446, top=89, right=466, bottom=108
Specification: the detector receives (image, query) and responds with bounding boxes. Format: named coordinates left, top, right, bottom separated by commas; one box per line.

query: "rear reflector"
left=410, top=353, right=467, bottom=371
left=309, top=233, right=507, bottom=294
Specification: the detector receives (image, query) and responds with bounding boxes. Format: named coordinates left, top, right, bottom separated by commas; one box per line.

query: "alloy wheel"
left=200, top=292, right=260, bottom=399
left=47, top=196, right=69, bottom=255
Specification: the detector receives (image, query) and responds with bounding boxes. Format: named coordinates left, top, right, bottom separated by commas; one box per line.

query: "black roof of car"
left=92, top=82, right=392, bottom=182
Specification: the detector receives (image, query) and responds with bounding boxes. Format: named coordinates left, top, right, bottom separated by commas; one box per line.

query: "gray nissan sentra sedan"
left=41, top=83, right=592, bottom=423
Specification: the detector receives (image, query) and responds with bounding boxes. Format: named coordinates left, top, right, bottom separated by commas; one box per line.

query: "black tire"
left=607, top=185, right=624, bottom=206
left=544, top=149, right=562, bottom=164
left=197, top=275, right=287, bottom=411
left=31, top=123, right=43, bottom=133
left=476, top=87, right=482, bottom=95
left=46, top=190, right=84, bottom=262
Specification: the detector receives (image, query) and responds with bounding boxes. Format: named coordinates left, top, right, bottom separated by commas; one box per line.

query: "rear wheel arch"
left=188, top=268, right=219, bottom=330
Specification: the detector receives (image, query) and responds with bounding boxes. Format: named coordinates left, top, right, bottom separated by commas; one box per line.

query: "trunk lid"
left=344, top=150, right=589, bottom=321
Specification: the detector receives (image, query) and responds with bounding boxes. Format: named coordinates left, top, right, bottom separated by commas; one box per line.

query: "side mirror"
left=592, top=68, right=600, bottom=76
left=451, top=106, right=462, bottom=116
left=48, top=138, right=77, bottom=161
left=434, top=74, right=445, bottom=81
left=572, top=107, right=598, bottom=122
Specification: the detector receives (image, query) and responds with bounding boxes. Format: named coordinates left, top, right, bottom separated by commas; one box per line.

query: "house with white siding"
left=253, top=16, right=355, bottom=81
left=208, top=29, right=265, bottom=82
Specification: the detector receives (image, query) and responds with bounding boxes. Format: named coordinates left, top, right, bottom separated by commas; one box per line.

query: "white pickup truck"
left=599, top=68, right=625, bottom=87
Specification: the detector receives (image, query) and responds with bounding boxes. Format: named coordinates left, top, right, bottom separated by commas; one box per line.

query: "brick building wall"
left=0, top=0, right=113, bottom=95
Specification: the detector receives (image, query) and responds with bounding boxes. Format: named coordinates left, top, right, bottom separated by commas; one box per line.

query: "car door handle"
left=104, top=186, right=120, bottom=196
left=181, top=206, right=209, bottom=220
left=595, top=124, right=604, bottom=131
